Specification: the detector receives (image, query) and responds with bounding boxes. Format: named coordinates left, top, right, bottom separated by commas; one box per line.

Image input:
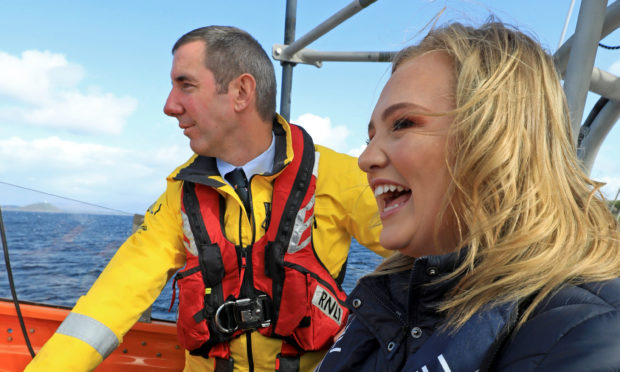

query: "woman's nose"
left=358, top=138, right=387, bottom=173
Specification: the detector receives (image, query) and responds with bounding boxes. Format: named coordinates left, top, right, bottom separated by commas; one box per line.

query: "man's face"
left=163, top=40, right=234, bottom=157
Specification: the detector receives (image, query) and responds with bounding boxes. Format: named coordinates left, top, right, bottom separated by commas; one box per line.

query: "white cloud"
left=0, top=49, right=137, bottom=135
left=0, top=136, right=192, bottom=213
left=348, top=144, right=367, bottom=157
left=293, top=113, right=351, bottom=153
left=0, top=50, right=82, bottom=103
left=609, top=59, right=620, bottom=76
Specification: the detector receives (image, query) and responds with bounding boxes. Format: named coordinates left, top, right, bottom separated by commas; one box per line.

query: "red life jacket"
left=172, top=124, right=349, bottom=368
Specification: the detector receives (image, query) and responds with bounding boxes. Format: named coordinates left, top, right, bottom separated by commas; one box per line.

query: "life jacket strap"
left=214, top=356, right=234, bottom=372
left=169, top=266, right=202, bottom=312
left=275, top=340, right=302, bottom=371
left=275, top=355, right=299, bottom=372
left=209, top=343, right=233, bottom=371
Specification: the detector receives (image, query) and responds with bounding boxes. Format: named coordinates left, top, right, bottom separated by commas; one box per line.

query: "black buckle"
left=214, top=295, right=272, bottom=334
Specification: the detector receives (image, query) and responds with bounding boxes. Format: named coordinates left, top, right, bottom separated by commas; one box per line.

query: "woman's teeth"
left=373, top=184, right=412, bottom=214
left=384, top=202, right=402, bottom=212
left=374, top=184, right=407, bottom=197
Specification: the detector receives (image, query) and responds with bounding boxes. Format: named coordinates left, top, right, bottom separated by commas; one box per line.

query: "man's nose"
left=163, top=91, right=182, bottom=117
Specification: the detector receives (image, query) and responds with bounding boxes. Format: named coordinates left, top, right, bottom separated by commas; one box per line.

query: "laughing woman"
left=317, top=21, right=620, bottom=372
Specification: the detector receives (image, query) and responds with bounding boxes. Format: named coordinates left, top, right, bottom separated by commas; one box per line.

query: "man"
left=25, top=26, right=387, bottom=371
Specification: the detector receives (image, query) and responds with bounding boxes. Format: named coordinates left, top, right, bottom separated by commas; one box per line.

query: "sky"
left=1, top=0, right=619, bottom=214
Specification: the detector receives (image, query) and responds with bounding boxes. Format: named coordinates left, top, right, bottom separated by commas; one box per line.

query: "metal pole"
left=280, top=0, right=377, bottom=60
left=554, top=1, right=620, bottom=76
left=280, top=0, right=297, bottom=122
left=562, top=0, right=606, bottom=144
left=578, top=99, right=620, bottom=174
left=298, top=49, right=396, bottom=63
left=589, top=67, right=620, bottom=102
left=613, top=188, right=620, bottom=219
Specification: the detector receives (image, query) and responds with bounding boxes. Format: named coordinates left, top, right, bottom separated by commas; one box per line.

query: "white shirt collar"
left=216, top=132, right=276, bottom=184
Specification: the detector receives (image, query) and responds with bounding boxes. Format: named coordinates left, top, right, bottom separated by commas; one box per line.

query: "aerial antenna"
left=558, top=0, right=577, bottom=50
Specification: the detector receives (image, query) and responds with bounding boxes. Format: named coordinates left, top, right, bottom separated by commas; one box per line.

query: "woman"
left=317, top=21, right=620, bottom=371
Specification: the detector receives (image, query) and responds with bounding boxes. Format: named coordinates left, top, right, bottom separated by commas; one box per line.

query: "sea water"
left=0, top=210, right=382, bottom=321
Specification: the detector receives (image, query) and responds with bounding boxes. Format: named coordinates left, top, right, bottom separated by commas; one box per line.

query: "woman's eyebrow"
left=381, top=102, right=429, bottom=122
left=368, top=102, right=431, bottom=131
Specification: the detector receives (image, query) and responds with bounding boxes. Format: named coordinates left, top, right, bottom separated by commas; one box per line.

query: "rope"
left=598, top=43, right=620, bottom=50
left=0, top=180, right=131, bottom=215
left=1, top=207, right=36, bottom=358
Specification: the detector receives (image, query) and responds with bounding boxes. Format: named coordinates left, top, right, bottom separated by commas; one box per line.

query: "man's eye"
left=392, top=118, right=415, bottom=131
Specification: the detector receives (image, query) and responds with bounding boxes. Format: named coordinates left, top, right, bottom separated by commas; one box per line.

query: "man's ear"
left=231, top=73, right=256, bottom=112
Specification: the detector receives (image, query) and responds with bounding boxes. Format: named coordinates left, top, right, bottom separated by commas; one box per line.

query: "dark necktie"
left=225, top=168, right=251, bottom=215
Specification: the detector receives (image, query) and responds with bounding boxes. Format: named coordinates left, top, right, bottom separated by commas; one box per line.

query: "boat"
left=0, top=299, right=184, bottom=372
left=0, top=206, right=185, bottom=371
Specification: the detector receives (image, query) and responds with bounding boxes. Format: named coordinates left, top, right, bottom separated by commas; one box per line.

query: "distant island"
left=1, top=202, right=131, bottom=216
left=2, top=202, right=62, bottom=213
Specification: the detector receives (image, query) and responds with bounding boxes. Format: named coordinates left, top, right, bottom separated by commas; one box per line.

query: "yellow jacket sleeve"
left=313, top=145, right=390, bottom=278
left=25, top=178, right=187, bottom=371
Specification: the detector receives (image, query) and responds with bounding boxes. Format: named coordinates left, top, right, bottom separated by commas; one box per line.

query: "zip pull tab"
left=240, top=247, right=248, bottom=268
left=239, top=246, right=247, bottom=280
left=261, top=202, right=272, bottom=231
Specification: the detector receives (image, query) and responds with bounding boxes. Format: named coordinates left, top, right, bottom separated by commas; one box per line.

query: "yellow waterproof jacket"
left=25, top=116, right=388, bottom=372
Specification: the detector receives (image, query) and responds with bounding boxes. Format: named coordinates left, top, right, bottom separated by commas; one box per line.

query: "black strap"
left=214, top=357, right=234, bottom=372
left=276, top=353, right=300, bottom=372
left=264, top=126, right=315, bottom=280
left=182, top=182, right=226, bottom=317
left=183, top=182, right=213, bottom=246
left=275, top=126, right=316, bottom=248
left=174, top=266, right=201, bottom=280
left=265, top=126, right=316, bottom=330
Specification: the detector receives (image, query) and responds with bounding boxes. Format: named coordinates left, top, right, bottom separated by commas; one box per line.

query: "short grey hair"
left=172, top=26, right=276, bottom=121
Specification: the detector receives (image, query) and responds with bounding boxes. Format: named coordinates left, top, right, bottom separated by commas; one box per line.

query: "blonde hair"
left=372, top=21, right=620, bottom=329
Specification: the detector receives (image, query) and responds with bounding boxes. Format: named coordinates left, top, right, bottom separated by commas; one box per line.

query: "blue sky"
left=1, top=0, right=619, bottom=214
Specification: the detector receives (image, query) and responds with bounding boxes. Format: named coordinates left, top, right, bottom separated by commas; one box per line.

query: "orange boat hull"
left=0, top=299, right=184, bottom=371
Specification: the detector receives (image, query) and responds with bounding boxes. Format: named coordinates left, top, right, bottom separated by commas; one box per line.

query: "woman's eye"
left=392, top=118, right=415, bottom=131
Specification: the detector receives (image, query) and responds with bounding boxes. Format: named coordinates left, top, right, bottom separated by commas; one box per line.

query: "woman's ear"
left=230, top=73, right=256, bottom=112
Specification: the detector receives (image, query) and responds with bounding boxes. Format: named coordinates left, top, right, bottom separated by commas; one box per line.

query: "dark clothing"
left=316, top=251, right=620, bottom=371
left=497, top=279, right=620, bottom=371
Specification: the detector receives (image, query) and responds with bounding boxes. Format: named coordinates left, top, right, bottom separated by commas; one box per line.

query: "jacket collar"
left=173, top=114, right=294, bottom=187
left=347, top=249, right=467, bottom=350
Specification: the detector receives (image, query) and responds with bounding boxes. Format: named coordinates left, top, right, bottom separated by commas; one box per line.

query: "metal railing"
left=274, top=0, right=620, bottom=176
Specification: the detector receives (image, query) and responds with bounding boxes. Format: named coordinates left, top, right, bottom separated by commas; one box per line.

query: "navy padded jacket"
left=317, top=251, right=620, bottom=372
left=496, top=279, right=620, bottom=371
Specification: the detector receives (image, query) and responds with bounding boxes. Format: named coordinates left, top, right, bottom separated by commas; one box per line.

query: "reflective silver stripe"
left=288, top=195, right=315, bottom=254
left=181, top=209, right=198, bottom=255
left=313, top=151, right=320, bottom=177
left=56, top=312, right=119, bottom=358
left=288, top=152, right=318, bottom=254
